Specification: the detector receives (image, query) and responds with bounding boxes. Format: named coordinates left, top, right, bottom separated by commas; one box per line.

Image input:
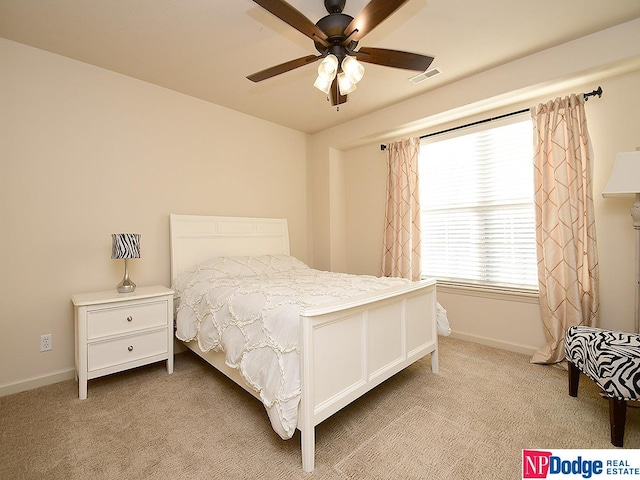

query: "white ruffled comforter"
left=173, top=255, right=410, bottom=439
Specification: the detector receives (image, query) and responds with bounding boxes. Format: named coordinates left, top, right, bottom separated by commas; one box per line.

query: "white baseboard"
left=1, top=335, right=536, bottom=397
left=0, top=368, right=75, bottom=398
left=448, top=331, right=538, bottom=356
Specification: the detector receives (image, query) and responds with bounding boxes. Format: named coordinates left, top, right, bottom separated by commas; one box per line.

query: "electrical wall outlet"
left=40, top=334, right=52, bottom=352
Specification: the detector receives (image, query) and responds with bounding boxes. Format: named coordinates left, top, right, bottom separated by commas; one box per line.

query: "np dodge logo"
left=522, top=450, right=638, bottom=479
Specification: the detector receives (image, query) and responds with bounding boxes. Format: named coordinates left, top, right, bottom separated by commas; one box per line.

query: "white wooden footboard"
left=298, top=279, right=437, bottom=472
left=169, top=214, right=439, bottom=473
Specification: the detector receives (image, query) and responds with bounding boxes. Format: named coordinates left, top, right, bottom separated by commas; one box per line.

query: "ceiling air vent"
left=409, top=67, right=442, bottom=84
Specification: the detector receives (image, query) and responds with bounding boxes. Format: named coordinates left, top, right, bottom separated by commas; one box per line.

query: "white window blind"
left=418, top=114, right=538, bottom=291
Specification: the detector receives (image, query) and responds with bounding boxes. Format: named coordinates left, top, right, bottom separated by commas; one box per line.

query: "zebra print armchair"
left=565, top=325, right=640, bottom=447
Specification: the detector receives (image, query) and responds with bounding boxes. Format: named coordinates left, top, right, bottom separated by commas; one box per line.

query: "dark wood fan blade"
left=344, top=0, right=410, bottom=41
left=253, top=0, right=328, bottom=42
left=330, top=77, right=348, bottom=106
left=355, top=47, right=434, bottom=71
left=247, top=55, right=321, bottom=82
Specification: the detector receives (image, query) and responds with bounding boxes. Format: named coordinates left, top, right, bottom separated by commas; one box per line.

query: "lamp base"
left=117, top=258, right=136, bottom=294
left=117, top=278, right=136, bottom=294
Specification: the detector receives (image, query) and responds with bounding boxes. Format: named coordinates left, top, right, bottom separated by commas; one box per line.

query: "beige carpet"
left=1, top=336, right=638, bottom=479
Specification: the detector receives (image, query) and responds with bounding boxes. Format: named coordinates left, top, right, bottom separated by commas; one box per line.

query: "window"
left=418, top=113, right=538, bottom=291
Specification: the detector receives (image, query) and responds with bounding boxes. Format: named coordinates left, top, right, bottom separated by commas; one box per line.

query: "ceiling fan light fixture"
left=248, top=0, right=435, bottom=109
left=313, top=74, right=333, bottom=94
left=337, top=72, right=357, bottom=95
left=317, top=54, right=339, bottom=79
left=341, top=56, right=364, bottom=84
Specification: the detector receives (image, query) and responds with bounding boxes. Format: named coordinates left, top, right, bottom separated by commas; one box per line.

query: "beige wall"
left=2, top=18, right=640, bottom=394
left=310, top=19, right=640, bottom=354
left=0, top=39, right=309, bottom=394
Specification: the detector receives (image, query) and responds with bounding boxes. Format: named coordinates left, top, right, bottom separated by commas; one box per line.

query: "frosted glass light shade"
left=603, top=152, right=640, bottom=197
left=313, top=75, right=332, bottom=94
left=317, top=54, right=338, bottom=79
left=342, top=56, right=364, bottom=84
left=337, top=72, right=356, bottom=95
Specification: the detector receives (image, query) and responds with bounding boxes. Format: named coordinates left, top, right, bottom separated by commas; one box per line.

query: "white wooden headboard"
left=169, top=214, right=290, bottom=283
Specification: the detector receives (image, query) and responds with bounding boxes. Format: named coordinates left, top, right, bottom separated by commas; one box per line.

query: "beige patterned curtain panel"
left=530, top=94, right=600, bottom=365
left=382, top=137, right=422, bottom=281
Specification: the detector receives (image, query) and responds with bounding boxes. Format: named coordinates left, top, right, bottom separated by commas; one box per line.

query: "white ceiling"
left=1, top=0, right=639, bottom=134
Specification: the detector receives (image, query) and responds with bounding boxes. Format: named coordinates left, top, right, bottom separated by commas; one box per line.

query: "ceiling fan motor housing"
left=314, top=13, right=357, bottom=57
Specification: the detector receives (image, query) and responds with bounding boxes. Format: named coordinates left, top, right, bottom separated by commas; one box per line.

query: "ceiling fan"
left=247, top=0, right=435, bottom=106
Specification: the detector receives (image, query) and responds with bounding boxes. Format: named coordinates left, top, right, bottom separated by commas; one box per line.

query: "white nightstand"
left=72, top=285, right=174, bottom=399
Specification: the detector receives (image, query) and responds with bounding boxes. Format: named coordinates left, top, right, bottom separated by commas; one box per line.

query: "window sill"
left=432, top=281, right=540, bottom=304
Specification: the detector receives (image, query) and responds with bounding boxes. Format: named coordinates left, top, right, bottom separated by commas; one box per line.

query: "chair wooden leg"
left=609, top=397, right=627, bottom=447
left=568, top=361, right=580, bottom=397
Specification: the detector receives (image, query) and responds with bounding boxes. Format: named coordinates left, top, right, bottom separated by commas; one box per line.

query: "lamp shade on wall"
left=111, top=233, right=140, bottom=293
left=602, top=151, right=640, bottom=333
left=602, top=152, right=640, bottom=197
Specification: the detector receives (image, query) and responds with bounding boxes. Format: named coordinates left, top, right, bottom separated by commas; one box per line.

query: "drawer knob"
left=127, top=316, right=133, bottom=322
left=128, top=345, right=134, bottom=352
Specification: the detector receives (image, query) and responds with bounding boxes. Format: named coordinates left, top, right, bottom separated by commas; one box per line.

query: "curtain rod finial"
left=584, top=86, right=603, bottom=101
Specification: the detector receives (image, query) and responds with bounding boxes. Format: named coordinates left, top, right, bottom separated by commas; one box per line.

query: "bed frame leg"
left=431, top=348, right=439, bottom=374
left=301, top=427, right=315, bottom=472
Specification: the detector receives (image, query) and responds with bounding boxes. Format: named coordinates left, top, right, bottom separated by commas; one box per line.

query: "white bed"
left=169, top=214, right=438, bottom=472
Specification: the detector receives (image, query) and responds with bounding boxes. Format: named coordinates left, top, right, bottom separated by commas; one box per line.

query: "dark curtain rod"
left=380, top=86, right=603, bottom=151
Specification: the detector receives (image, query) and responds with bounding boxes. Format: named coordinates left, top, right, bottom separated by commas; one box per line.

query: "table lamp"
left=111, top=233, right=141, bottom=293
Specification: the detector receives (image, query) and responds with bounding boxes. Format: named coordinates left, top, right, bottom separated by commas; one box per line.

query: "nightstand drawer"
left=87, top=301, right=167, bottom=339
left=88, top=329, right=168, bottom=372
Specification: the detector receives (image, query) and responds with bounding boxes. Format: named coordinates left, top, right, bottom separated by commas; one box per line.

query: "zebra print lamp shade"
left=111, top=233, right=140, bottom=293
